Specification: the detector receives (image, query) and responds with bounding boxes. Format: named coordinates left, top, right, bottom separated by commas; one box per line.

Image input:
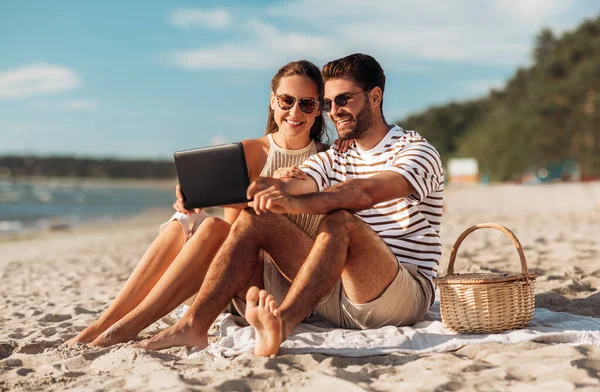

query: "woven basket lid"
left=434, top=272, right=537, bottom=285
left=438, top=223, right=536, bottom=286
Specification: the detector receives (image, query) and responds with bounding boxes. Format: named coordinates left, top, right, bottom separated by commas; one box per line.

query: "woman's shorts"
left=159, top=211, right=211, bottom=242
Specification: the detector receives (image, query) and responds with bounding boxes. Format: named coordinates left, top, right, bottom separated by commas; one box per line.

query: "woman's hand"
left=273, top=166, right=307, bottom=180
left=173, top=184, right=202, bottom=215
left=332, top=139, right=354, bottom=153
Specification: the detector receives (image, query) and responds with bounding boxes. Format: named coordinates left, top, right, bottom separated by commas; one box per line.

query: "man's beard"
left=338, top=105, right=373, bottom=140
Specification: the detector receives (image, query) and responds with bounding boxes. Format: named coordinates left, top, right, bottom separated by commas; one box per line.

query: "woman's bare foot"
left=88, top=322, right=138, bottom=347
left=65, top=321, right=106, bottom=347
left=245, top=287, right=283, bottom=357
left=131, top=319, right=208, bottom=351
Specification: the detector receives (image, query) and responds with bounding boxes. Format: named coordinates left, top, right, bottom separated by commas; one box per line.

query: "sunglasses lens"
left=277, top=94, right=296, bottom=110
left=299, top=98, right=318, bottom=114
left=323, top=94, right=353, bottom=112
left=334, top=94, right=350, bottom=108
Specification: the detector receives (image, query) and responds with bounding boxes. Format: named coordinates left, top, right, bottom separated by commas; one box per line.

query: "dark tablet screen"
left=174, top=142, right=250, bottom=209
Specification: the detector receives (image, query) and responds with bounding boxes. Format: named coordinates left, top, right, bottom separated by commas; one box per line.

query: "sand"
left=1, top=182, right=599, bottom=391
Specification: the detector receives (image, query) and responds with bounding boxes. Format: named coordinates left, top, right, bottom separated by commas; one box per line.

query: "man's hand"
left=173, top=184, right=202, bottom=215
left=332, top=139, right=354, bottom=153
left=246, top=178, right=303, bottom=215
left=273, top=165, right=307, bottom=180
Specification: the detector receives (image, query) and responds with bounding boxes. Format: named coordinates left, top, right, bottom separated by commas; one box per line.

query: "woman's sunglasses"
left=322, top=90, right=364, bottom=112
left=274, top=93, right=320, bottom=114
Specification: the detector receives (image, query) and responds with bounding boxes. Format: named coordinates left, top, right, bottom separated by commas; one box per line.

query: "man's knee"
left=230, top=209, right=278, bottom=239
left=318, top=210, right=358, bottom=236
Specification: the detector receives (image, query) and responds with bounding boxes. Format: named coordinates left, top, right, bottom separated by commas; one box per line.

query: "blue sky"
left=1, top=0, right=599, bottom=159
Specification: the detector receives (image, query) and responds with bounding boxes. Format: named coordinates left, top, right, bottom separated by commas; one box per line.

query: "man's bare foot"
left=65, top=321, right=106, bottom=347
left=245, top=287, right=283, bottom=357
left=131, top=319, right=208, bottom=351
left=88, top=322, right=137, bottom=347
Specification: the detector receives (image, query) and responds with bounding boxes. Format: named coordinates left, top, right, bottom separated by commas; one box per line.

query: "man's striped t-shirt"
left=300, top=125, right=444, bottom=296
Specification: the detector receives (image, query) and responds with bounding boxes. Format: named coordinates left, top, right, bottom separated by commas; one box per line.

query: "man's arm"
left=296, top=172, right=415, bottom=214
left=246, top=176, right=318, bottom=214
left=247, top=171, right=415, bottom=215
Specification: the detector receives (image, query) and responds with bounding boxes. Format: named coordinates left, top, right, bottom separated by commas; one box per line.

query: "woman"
left=66, top=60, right=336, bottom=347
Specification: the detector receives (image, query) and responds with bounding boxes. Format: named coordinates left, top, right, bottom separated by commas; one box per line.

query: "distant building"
left=447, top=158, right=479, bottom=184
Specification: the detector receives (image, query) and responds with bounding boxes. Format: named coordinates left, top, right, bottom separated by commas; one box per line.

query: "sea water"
left=0, top=180, right=174, bottom=235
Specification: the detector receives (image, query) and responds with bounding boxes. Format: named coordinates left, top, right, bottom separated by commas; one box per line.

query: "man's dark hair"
left=322, top=53, right=386, bottom=114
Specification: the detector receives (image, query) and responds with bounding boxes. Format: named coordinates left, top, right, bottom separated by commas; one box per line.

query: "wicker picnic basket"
left=434, top=223, right=536, bottom=333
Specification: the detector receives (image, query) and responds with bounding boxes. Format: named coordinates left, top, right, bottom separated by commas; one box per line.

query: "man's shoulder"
left=391, top=129, right=438, bottom=153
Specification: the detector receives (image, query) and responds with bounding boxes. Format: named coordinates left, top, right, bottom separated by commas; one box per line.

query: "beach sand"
left=1, top=183, right=599, bottom=391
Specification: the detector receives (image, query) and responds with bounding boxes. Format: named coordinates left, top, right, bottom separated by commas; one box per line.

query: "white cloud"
left=168, top=8, right=232, bottom=30
left=0, top=63, right=80, bottom=99
left=165, top=0, right=596, bottom=71
left=168, top=18, right=343, bottom=71
left=493, top=0, right=575, bottom=23
left=63, top=99, right=98, bottom=111
left=211, top=135, right=229, bottom=145
left=265, top=0, right=586, bottom=66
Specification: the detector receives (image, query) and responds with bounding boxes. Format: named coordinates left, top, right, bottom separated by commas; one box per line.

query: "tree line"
left=0, top=156, right=175, bottom=179
left=399, top=16, right=600, bottom=181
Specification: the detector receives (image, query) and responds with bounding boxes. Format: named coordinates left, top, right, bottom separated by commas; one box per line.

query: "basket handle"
left=447, top=223, right=530, bottom=283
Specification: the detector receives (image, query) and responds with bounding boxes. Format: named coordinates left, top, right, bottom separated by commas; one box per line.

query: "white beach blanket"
left=181, top=302, right=600, bottom=358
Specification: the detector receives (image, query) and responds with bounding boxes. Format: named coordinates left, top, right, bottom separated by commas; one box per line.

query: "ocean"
left=0, top=180, right=175, bottom=236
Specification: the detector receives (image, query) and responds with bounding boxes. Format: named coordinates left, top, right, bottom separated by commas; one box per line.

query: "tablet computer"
left=174, top=142, right=251, bottom=209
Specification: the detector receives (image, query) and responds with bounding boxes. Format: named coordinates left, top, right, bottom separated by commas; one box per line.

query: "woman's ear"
left=270, top=93, right=277, bottom=111
left=369, top=87, right=383, bottom=109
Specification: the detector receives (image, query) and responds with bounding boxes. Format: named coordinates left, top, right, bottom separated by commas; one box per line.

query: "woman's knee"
left=192, top=216, right=230, bottom=241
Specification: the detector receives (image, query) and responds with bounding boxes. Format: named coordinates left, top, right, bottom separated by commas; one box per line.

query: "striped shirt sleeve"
left=299, top=151, right=333, bottom=191
left=386, top=141, right=443, bottom=204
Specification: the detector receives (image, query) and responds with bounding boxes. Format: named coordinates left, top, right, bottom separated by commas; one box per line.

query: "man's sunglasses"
left=274, top=93, right=320, bottom=114
left=322, top=90, right=364, bottom=112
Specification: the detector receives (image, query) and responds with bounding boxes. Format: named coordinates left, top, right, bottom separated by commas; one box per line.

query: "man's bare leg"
left=134, top=210, right=314, bottom=351
left=246, top=210, right=400, bottom=356
left=89, top=217, right=231, bottom=347
left=66, top=220, right=186, bottom=346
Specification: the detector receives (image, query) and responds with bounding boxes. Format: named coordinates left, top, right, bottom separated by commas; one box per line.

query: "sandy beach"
left=1, top=182, right=599, bottom=391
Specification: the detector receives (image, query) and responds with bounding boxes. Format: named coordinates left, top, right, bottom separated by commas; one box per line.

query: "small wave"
left=0, top=191, right=21, bottom=203
left=33, top=190, right=53, bottom=202
left=0, top=220, right=24, bottom=233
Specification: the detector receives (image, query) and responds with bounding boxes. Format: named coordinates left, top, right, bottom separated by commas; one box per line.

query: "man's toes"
left=273, top=309, right=280, bottom=319
left=246, top=286, right=260, bottom=307
left=268, top=299, right=277, bottom=313
left=258, top=290, right=268, bottom=307
left=264, top=294, right=275, bottom=309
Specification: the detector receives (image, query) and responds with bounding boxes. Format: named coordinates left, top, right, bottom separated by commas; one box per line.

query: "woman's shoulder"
left=241, top=137, right=270, bottom=178
left=241, top=137, right=270, bottom=156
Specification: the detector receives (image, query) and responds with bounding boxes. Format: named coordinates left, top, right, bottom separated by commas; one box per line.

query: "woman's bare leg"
left=66, top=220, right=186, bottom=346
left=89, top=217, right=231, bottom=347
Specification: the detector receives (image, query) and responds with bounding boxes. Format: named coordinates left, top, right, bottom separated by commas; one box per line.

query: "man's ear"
left=369, top=87, right=383, bottom=109
left=270, top=93, right=277, bottom=111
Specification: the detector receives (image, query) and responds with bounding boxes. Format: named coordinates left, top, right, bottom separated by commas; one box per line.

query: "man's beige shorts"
left=238, top=251, right=433, bottom=329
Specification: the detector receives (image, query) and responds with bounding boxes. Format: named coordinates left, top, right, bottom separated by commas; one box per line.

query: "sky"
left=1, top=0, right=599, bottom=159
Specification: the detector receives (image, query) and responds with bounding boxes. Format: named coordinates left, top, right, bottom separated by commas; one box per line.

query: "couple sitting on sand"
left=67, top=54, right=444, bottom=357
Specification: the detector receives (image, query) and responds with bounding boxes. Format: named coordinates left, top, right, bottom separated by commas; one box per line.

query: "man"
left=136, top=53, right=444, bottom=356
